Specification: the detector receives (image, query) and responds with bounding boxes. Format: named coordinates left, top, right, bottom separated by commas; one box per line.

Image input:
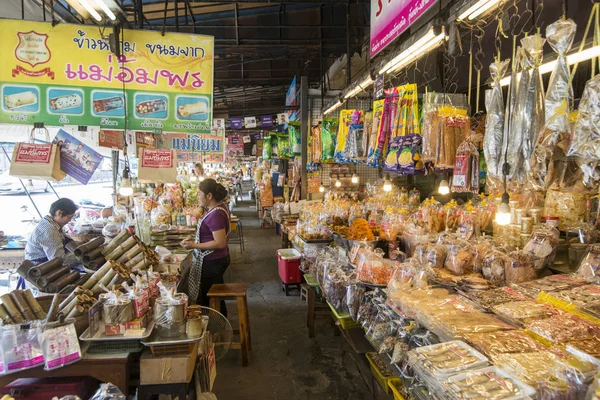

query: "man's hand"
left=181, top=239, right=195, bottom=250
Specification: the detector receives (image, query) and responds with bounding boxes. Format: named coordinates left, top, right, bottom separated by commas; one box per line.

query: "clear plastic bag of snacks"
left=505, top=250, right=536, bottom=285
left=482, top=249, right=509, bottom=285
left=544, top=189, right=589, bottom=231
left=444, top=239, right=475, bottom=276
left=493, top=351, right=561, bottom=387
left=472, top=236, right=494, bottom=273
left=345, top=284, right=365, bottom=320
left=492, top=300, right=556, bottom=326
left=576, top=244, right=600, bottom=283
left=526, top=313, right=600, bottom=344
left=457, top=210, right=480, bottom=240
left=408, top=341, right=489, bottom=378
left=440, top=366, right=536, bottom=400
left=522, top=225, right=560, bottom=270
left=463, top=330, right=546, bottom=358
left=444, top=201, right=460, bottom=232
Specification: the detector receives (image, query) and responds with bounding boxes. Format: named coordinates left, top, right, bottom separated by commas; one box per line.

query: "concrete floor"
left=212, top=200, right=375, bottom=400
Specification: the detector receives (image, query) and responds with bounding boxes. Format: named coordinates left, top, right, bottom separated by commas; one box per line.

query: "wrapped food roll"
left=4, top=91, right=37, bottom=109
left=67, top=304, right=86, bottom=319
left=93, top=96, right=124, bottom=113
left=45, top=271, right=79, bottom=293
left=74, top=237, right=105, bottom=257
left=49, top=94, right=82, bottom=111
left=0, top=294, right=24, bottom=323
left=60, top=292, right=84, bottom=317
left=82, top=247, right=103, bottom=263
left=177, top=101, right=207, bottom=117
left=28, top=257, right=62, bottom=278
left=136, top=99, right=167, bottom=115
left=9, top=290, right=36, bottom=321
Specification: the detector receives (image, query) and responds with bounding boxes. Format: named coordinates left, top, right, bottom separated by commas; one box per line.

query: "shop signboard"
left=52, top=128, right=102, bottom=185
left=277, top=113, right=289, bottom=125
left=0, top=19, right=214, bottom=133
left=244, top=117, right=257, bottom=128
left=230, top=118, right=243, bottom=130
left=98, top=129, right=124, bottom=150
left=227, top=134, right=244, bottom=160
left=212, top=118, right=225, bottom=130
left=370, top=0, right=437, bottom=57
left=135, top=131, right=156, bottom=158
left=260, top=115, right=273, bottom=127
left=161, top=131, right=224, bottom=163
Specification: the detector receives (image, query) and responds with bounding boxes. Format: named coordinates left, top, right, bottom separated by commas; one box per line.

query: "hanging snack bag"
left=288, top=121, right=301, bottom=155
left=322, top=118, right=338, bottom=162
left=277, top=133, right=290, bottom=158
left=384, top=137, right=402, bottom=173
left=398, top=134, right=424, bottom=175
left=452, top=138, right=480, bottom=193
left=334, top=110, right=353, bottom=163
left=367, top=100, right=386, bottom=167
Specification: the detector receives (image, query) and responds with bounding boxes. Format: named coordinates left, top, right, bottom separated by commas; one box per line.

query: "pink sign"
left=141, top=149, right=174, bottom=168
left=14, top=143, right=52, bottom=163
left=370, top=0, right=437, bottom=57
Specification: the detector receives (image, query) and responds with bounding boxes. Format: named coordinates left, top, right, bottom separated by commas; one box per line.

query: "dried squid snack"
left=493, top=351, right=562, bottom=387
left=520, top=34, right=546, bottom=178
left=526, top=313, right=600, bottom=344
left=492, top=300, right=556, bottom=326
left=484, top=59, right=510, bottom=183
left=502, top=51, right=521, bottom=184
left=463, top=330, right=546, bottom=358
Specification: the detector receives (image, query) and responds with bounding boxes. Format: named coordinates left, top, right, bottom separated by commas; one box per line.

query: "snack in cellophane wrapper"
left=452, top=137, right=480, bottom=193
left=526, top=312, right=600, bottom=344
left=522, top=225, right=560, bottom=270
left=423, top=243, right=447, bottom=269
left=367, top=100, right=385, bottom=167
left=345, top=284, right=365, bottom=320
left=492, top=351, right=562, bottom=387
left=444, top=200, right=460, bottom=232
left=343, top=111, right=365, bottom=161
left=512, top=275, right=587, bottom=298
left=444, top=239, right=475, bottom=276
left=457, top=208, right=480, bottom=240
left=576, top=244, right=600, bottom=283
left=471, top=236, right=495, bottom=274
left=544, top=188, right=589, bottom=231
left=323, top=264, right=356, bottom=314
left=506, top=47, right=529, bottom=183
left=463, top=329, right=546, bottom=358
left=39, top=323, right=82, bottom=371
left=408, top=341, right=489, bottom=378
left=552, top=285, right=600, bottom=308
left=439, top=366, right=536, bottom=400
left=484, top=59, right=510, bottom=187
left=408, top=188, right=421, bottom=208
left=422, top=198, right=445, bottom=233
left=388, top=259, right=431, bottom=292
left=384, top=137, right=401, bottom=173
left=369, top=99, right=392, bottom=168
left=504, top=250, right=536, bottom=285
left=321, top=119, right=338, bottom=162
left=1, top=323, right=44, bottom=373
left=492, top=300, right=556, bottom=326
left=482, top=249, right=509, bottom=285
left=398, top=134, right=425, bottom=175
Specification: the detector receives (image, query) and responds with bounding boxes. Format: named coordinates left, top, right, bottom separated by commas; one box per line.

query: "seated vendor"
left=25, top=198, right=78, bottom=264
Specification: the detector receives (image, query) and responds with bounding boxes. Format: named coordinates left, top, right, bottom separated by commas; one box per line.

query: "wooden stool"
left=207, top=283, right=251, bottom=367
left=300, top=283, right=310, bottom=301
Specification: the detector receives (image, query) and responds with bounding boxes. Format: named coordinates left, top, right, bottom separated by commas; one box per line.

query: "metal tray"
left=79, top=321, right=155, bottom=341
left=141, top=329, right=205, bottom=347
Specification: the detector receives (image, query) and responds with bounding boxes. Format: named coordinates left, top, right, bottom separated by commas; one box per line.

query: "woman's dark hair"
left=50, top=198, right=78, bottom=217
left=199, top=179, right=228, bottom=203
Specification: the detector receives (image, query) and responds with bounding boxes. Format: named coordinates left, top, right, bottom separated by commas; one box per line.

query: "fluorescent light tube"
left=379, top=28, right=446, bottom=75
left=94, top=0, right=116, bottom=20
left=324, top=101, right=342, bottom=115
left=468, top=0, right=502, bottom=20
left=500, top=45, right=600, bottom=86
left=78, top=0, right=102, bottom=21
left=344, top=76, right=374, bottom=99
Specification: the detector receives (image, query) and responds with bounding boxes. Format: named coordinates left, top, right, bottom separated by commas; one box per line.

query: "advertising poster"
left=98, top=130, right=124, bottom=150
left=230, top=118, right=242, bottom=130
left=161, top=131, right=225, bottom=163
left=227, top=134, right=244, bottom=160
left=244, top=117, right=257, bottom=128
left=260, top=115, right=273, bottom=127
left=52, top=128, right=102, bottom=184
left=135, top=131, right=156, bottom=158
left=370, top=0, right=437, bottom=57
left=0, top=19, right=214, bottom=133
left=212, top=118, right=225, bottom=130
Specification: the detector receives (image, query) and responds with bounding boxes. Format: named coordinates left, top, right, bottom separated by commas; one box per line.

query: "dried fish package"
left=520, top=34, right=546, bottom=177
left=484, top=59, right=510, bottom=183
left=567, top=74, right=600, bottom=189
left=408, top=340, right=489, bottom=377
left=440, top=366, right=536, bottom=400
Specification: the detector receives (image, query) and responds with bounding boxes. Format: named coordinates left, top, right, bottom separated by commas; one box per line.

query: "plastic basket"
left=366, top=352, right=396, bottom=395
left=328, top=302, right=361, bottom=330
left=388, top=378, right=406, bottom=400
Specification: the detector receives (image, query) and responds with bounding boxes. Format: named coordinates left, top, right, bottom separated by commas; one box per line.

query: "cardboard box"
left=140, top=342, right=198, bottom=385
left=104, top=314, right=148, bottom=335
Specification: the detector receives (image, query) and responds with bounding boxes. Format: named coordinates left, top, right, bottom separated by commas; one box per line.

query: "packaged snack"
left=522, top=225, right=560, bottom=270
left=576, top=244, right=600, bottom=283
left=512, top=275, right=586, bottom=298
left=484, top=59, right=510, bottom=184
left=384, top=137, right=401, bottom=173
left=444, top=239, right=475, bottom=276
left=1, top=323, right=44, bottom=373
left=526, top=313, right=600, bottom=344
left=440, top=366, right=536, bottom=399
left=277, top=133, right=290, bottom=158
left=452, top=138, right=480, bottom=193
left=493, top=351, right=561, bottom=386
left=504, top=250, right=535, bottom=285
left=39, top=323, right=82, bottom=370
left=544, top=189, right=589, bottom=231
left=321, top=118, right=338, bottom=162
left=334, top=110, right=354, bottom=163
left=466, top=287, right=530, bottom=311
left=367, top=100, right=386, bottom=167
left=408, top=341, right=489, bottom=377
left=463, top=330, right=546, bottom=358
left=552, top=285, right=600, bottom=308
left=492, top=301, right=556, bottom=326
left=288, top=121, right=301, bottom=155
left=346, top=284, right=365, bottom=320
left=398, top=134, right=425, bottom=175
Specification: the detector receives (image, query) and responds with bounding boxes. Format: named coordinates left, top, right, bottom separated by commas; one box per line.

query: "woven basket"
left=65, top=232, right=102, bottom=243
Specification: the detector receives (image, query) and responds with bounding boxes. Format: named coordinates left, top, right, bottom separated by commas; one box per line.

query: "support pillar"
left=300, top=76, right=309, bottom=200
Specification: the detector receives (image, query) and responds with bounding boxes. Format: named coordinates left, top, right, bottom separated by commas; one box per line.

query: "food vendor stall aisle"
left=211, top=200, right=374, bottom=400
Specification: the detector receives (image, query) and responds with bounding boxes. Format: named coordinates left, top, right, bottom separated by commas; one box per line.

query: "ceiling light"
left=458, top=0, right=503, bottom=21
left=495, top=201, right=511, bottom=226
left=324, top=101, right=342, bottom=116
left=500, top=45, right=600, bottom=86
left=319, top=185, right=325, bottom=193
left=379, top=27, right=447, bottom=75
left=77, top=0, right=102, bottom=21
left=93, top=0, right=116, bottom=20
left=119, top=166, right=133, bottom=196
left=344, top=76, right=374, bottom=100
left=438, top=179, right=450, bottom=195
left=383, top=180, right=392, bottom=192
left=351, top=174, right=359, bottom=184
left=335, top=179, right=342, bottom=188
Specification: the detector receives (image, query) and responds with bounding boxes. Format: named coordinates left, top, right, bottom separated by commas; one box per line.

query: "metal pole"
left=300, top=76, right=309, bottom=200
left=112, top=150, right=119, bottom=205
left=1, top=147, right=43, bottom=219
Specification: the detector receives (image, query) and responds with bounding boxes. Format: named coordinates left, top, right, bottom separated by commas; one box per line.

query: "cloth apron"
left=188, top=204, right=230, bottom=304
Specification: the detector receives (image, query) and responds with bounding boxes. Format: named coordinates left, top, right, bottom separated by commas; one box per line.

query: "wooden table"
left=0, top=352, right=134, bottom=395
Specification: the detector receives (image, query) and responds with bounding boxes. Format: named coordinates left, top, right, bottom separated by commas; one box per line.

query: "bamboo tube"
left=107, top=273, right=123, bottom=289
left=65, top=241, right=79, bottom=254
left=73, top=237, right=105, bottom=257
left=117, top=245, right=142, bottom=264
left=95, top=268, right=117, bottom=290
left=60, top=294, right=83, bottom=317
left=67, top=304, right=85, bottom=319
left=46, top=271, right=79, bottom=293
left=125, top=252, right=145, bottom=269
left=36, top=265, right=71, bottom=288
left=82, top=247, right=103, bottom=263
left=105, top=236, right=137, bottom=261
left=10, top=290, right=36, bottom=321
left=59, top=287, right=84, bottom=310
left=132, top=258, right=149, bottom=271
left=74, top=273, right=92, bottom=288
left=22, top=290, right=46, bottom=320
left=1, top=294, right=24, bottom=323
left=45, top=294, right=61, bottom=323
left=88, top=257, right=106, bottom=270
left=28, top=257, right=62, bottom=278
left=0, top=304, right=14, bottom=324
left=82, top=262, right=112, bottom=290
left=101, top=230, right=131, bottom=256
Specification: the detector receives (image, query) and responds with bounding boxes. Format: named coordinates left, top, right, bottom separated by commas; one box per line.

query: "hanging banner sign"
left=52, top=128, right=102, bottom=185
left=277, top=113, right=289, bottom=125
left=244, top=117, right=257, bottom=128
left=212, top=118, right=225, bottom=130
left=98, top=130, right=124, bottom=150
left=160, top=131, right=225, bottom=163
left=135, top=131, right=156, bottom=158
left=230, top=118, right=243, bottom=130
left=227, top=134, right=244, bottom=160
left=0, top=19, right=214, bottom=133
left=242, top=135, right=251, bottom=144
left=370, top=0, right=437, bottom=57
left=260, top=115, right=273, bottom=127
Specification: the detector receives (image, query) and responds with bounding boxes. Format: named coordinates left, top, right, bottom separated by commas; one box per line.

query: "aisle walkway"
left=212, top=200, right=373, bottom=400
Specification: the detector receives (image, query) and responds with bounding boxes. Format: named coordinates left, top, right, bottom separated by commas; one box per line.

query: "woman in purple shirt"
left=182, top=179, right=230, bottom=315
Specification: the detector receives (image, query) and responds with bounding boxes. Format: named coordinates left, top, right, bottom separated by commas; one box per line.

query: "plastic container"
left=277, top=249, right=303, bottom=284
left=441, top=366, right=536, bottom=399
left=388, top=378, right=406, bottom=400
left=0, top=377, right=97, bottom=400
left=366, top=352, right=397, bottom=395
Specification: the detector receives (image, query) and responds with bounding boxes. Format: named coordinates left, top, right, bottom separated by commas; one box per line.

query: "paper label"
left=141, top=149, right=173, bottom=168
left=15, top=143, right=52, bottom=163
